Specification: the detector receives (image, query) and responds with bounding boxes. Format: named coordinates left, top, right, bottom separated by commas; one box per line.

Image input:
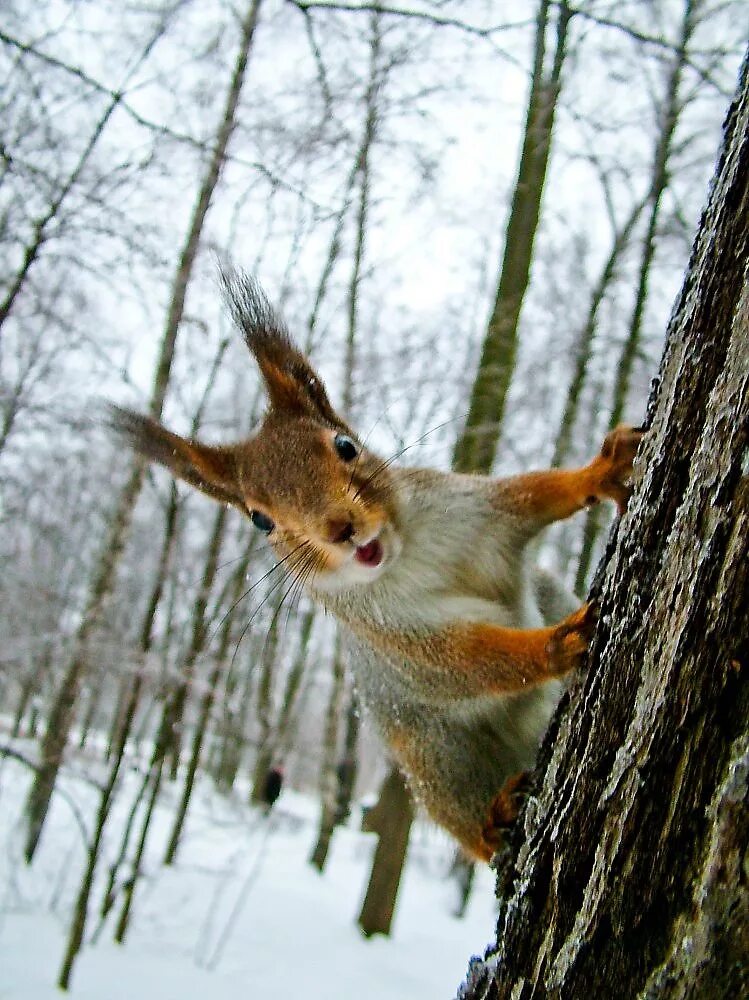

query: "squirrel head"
left=108, top=269, right=401, bottom=591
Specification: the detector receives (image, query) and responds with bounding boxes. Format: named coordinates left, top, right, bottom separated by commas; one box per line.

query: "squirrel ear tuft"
left=218, top=266, right=342, bottom=425
left=106, top=405, right=245, bottom=509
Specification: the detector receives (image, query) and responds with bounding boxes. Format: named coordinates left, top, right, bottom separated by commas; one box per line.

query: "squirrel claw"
left=481, top=771, right=533, bottom=854
left=547, top=602, right=598, bottom=675
left=598, top=424, right=645, bottom=513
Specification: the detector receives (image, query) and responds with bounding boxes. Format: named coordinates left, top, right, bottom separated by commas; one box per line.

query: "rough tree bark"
left=458, top=50, right=748, bottom=1000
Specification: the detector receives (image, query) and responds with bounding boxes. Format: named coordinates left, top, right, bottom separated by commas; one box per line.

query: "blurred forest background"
left=0, top=0, right=745, bottom=992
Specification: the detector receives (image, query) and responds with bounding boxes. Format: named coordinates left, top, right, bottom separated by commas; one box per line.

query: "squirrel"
left=109, top=269, right=643, bottom=861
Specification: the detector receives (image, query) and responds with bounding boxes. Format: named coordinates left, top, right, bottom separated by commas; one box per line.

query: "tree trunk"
left=57, top=660, right=145, bottom=989
left=575, top=0, right=697, bottom=594
left=452, top=0, right=570, bottom=474
left=458, top=46, right=749, bottom=1000
left=357, top=766, right=414, bottom=937
left=248, top=602, right=282, bottom=803
left=112, top=757, right=165, bottom=944
left=166, top=504, right=229, bottom=779
left=274, top=606, right=316, bottom=753
left=550, top=195, right=647, bottom=470
left=104, top=482, right=180, bottom=762
left=309, top=635, right=347, bottom=870
left=164, top=534, right=266, bottom=862
left=335, top=682, right=360, bottom=826
left=210, top=537, right=260, bottom=790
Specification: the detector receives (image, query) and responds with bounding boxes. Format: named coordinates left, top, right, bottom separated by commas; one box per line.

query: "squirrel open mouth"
left=354, top=538, right=384, bottom=567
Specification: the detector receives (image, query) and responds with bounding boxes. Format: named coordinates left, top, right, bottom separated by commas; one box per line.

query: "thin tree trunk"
left=162, top=623, right=233, bottom=864
left=459, top=44, right=749, bottom=1000
left=216, top=625, right=264, bottom=792
left=335, top=682, right=360, bottom=825
left=11, top=641, right=52, bottom=739
left=21, top=0, right=262, bottom=862
left=575, top=0, right=697, bottom=594
left=149, top=0, right=262, bottom=417
left=248, top=604, right=316, bottom=787
left=23, top=470, right=142, bottom=863
left=274, top=606, right=315, bottom=754
left=113, top=756, right=165, bottom=944
left=109, top=621, right=202, bottom=943
left=452, top=0, right=571, bottom=474
left=163, top=533, right=265, bottom=863
left=104, top=482, right=180, bottom=762
left=550, top=196, right=647, bottom=469
left=248, top=603, right=282, bottom=803
left=309, top=635, right=346, bottom=870
left=94, top=745, right=153, bottom=935
left=167, top=504, right=229, bottom=779
left=341, top=13, right=380, bottom=417
left=11, top=674, right=35, bottom=739
left=77, top=668, right=106, bottom=750
left=57, top=661, right=144, bottom=989
left=211, top=538, right=260, bottom=789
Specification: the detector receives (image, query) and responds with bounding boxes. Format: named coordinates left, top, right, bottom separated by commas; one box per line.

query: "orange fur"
left=349, top=607, right=595, bottom=701
left=109, top=270, right=644, bottom=863
left=494, top=426, right=643, bottom=526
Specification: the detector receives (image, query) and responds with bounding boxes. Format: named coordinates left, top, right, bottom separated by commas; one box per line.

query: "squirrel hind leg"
left=479, top=770, right=533, bottom=859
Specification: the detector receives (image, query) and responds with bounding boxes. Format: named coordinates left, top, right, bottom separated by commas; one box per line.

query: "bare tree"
left=575, top=0, right=702, bottom=594
left=0, top=9, right=174, bottom=338
left=22, top=0, right=264, bottom=863
left=452, top=0, right=571, bottom=473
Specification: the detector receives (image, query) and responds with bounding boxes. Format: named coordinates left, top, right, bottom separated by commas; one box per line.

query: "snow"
left=0, top=756, right=497, bottom=999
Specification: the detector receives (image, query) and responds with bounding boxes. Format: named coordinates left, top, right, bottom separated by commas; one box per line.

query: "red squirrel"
left=110, top=270, right=642, bottom=861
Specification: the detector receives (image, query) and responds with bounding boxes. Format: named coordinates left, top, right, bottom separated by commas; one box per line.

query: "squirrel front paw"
left=546, top=602, right=598, bottom=676
left=595, top=424, right=645, bottom=513
left=481, top=771, right=533, bottom=856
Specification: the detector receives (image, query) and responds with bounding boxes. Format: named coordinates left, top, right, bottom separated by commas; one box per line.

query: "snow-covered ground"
left=0, top=752, right=497, bottom=999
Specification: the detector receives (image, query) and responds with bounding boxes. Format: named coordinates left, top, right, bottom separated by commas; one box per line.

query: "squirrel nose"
left=326, top=518, right=354, bottom=544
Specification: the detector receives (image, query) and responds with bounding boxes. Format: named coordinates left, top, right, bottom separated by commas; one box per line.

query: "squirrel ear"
left=219, top=267, right=342, bottom=425
left=107, top=406, right=245, bottom=509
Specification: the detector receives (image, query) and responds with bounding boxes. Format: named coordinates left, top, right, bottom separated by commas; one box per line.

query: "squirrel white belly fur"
left=316, top=468, right=573, bottom=853
left=109, top=270, right=642, bottom=860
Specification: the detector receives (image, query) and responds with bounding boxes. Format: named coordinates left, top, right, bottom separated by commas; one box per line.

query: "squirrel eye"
left=250, top=510, right=275, bottom=534
left=334, top=433, right=358, bottom=462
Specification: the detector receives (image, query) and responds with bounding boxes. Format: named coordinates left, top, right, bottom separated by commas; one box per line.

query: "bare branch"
left=286, top=0, right=533, bottom=40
